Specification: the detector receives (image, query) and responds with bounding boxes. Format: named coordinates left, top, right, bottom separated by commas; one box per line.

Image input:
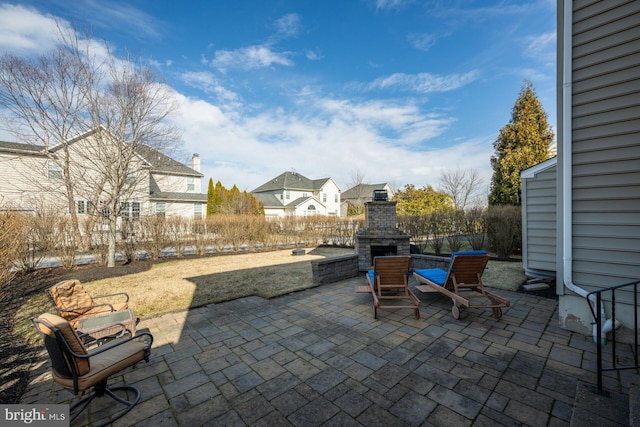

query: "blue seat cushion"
left=367, top=270, right=375, bottom=284
left=414, top=268, right=448, bottom=286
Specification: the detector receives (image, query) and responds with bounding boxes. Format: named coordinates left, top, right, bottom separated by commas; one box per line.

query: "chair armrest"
left=56, top=302, right=117, bottom=314
left=93, top=292, right=130, bottom=303
left=65, top=331, right=154, bottom=359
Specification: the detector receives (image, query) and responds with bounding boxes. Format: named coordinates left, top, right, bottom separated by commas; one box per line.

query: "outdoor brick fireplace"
left=355, top=199, right=411, bottom=271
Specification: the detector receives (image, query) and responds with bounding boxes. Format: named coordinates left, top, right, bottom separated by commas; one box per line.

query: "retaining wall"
left=311, top=253, right=451, bottom=285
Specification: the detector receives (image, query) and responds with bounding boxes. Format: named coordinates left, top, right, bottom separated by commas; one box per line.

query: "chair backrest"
left=373, top=256, right=411, bottom=286
left=446, top=252, right=489, bottom=287
left=47, top=280, right=94, bottom=320
left=33, top=313, right=90, bottom=380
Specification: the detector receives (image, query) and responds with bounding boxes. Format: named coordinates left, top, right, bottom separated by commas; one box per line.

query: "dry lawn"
left=14, top=246, right=354, bottom=341
left=14, top=247, right=525, bottom=342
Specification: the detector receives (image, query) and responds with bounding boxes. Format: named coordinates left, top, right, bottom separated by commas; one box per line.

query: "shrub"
left=14, top=208, right=57, bottom=272
left=486, top=205, right=521, bottom=259
left=464, top=208, right=487, bottom=250
left=0, top=210, right=26, bottom=287
left=445, top=209, right=465, bottom=253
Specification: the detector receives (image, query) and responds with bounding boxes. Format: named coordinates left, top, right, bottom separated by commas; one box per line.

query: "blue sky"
left=0, top=0, right=557, bottom=194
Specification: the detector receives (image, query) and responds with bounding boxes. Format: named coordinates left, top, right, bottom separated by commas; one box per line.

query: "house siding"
left=521, top=159, right=557, bottom=278
left=570, top=0, right=640, bottom=290
left=557, top=0, right=640, bottom=333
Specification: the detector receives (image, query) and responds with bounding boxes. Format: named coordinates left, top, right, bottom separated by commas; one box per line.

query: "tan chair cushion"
left=51, top=340, right=149, bottom=394
left=37, top=313, right=90, bottom=376
left=49, top=280, right=94, bottom=319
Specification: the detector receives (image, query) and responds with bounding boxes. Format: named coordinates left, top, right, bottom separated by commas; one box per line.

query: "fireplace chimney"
left=354, top=199, right=411, bottom=271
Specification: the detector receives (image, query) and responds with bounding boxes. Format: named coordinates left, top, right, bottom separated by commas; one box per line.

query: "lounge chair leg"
left=492, top=306, right=502, bottom=319
left=452, top=304, right=460, bottom=320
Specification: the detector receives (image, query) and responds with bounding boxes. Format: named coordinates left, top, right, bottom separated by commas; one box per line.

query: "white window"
left=48, top=160, right=63, bottom=180
left=306, top=205, right=317, bottom=216
left=286, top=191, right=290, bottom=200
left=156, top=202, right=166, bottom=217
left=194, top=203, right=202, bottom=218
left=322, top=193, right=327, bottom=202
left=77, top=201, right=85, bottom=214
left=121, top=202, right=141, bottom=220
left=334, top=194, right=338, bottom=203
left=187, top=177, right=195, bottom=192
left=125, top=169, right=136, bottom=185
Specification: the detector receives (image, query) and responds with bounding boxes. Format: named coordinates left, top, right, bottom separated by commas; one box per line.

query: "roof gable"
left=342, top=183, right=390, bottom=200
left=0, top=127, right=201, bottom=177
left=253, top=171, right=332, bottom=193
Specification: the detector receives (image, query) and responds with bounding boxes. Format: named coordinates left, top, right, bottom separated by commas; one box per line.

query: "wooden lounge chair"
left=47, top=279, right=130, bottom=328
left=413, top=250, right=510, bottom=319
left=357, top=255, right=421, bottom=319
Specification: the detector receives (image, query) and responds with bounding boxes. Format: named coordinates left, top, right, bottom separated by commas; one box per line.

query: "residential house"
left=0, top=127, right=206, bottom=219
left=251, top=171, right=341, bottom=217
left=340, top=183, right=394, bottom=216
left=552, top=0, right=640, bottom=336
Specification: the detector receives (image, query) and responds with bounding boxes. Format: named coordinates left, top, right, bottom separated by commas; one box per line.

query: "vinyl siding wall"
left=521, top=160, right=557, bottom=278
left=570, top=0, right=640, bottom=292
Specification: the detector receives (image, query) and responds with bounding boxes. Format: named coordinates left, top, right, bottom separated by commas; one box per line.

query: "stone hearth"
left=355, top=200, right=411, bottom=271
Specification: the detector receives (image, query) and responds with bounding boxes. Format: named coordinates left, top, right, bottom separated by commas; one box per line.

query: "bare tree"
left=438, top=168, right=485, bottom=210
left=0, top=23, right=180, bottom=267
left=0, top=22, right=97, bottom=249
left=345, top=169, right=368, bottom=216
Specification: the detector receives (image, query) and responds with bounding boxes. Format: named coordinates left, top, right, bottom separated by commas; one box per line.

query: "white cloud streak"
left=211, top=45, right=293, bottom=71
left=369, top=71, right=478, bottom=93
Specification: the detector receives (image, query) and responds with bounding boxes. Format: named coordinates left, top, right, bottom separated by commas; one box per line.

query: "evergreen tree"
left=206, top=178, right=215, bottom=216
left=206, top=180, right=264, bottom=215
left=489, top=81, right=554, bottom=205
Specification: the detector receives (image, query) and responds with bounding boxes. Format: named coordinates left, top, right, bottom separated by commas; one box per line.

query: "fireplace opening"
left=370, top=245, right=397, bottom=259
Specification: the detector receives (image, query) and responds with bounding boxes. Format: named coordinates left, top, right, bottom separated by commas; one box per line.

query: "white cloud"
left=180, top=71, right=240, bottom=103
left=524, top=31, right=556, bottom=67
left=305, top=49, right=322, bottom=61
left=368, top=71, right=478, bottom=93
left=172, top=90, right=492, bottom=192
left=0, top=4, right=61, bottom=54
left=375, top=0, right=411, bottom=11
left=408, top=33, right=437, bottom=52
left=211, top=45, right=293, bottom=71
left=273, top=13, right=302, bottom=39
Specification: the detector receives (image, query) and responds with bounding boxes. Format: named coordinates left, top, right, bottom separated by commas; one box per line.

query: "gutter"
left=561, top=0, right=616, bottom=343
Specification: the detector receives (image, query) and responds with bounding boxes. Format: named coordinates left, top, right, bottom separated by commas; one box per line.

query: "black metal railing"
left=586, top=280, right=640, bottom=393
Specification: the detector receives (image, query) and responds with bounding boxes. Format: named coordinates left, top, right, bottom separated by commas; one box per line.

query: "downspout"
left=561, top=0, right=615, bottom=342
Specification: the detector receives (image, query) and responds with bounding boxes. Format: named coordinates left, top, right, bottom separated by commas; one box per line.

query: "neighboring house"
left=251, top=171, right=341, bottom=217
left=520, top=157, right=557, bottom=280
left=340, top=183, right=394, bottom=216
left=552, top=0, right=640, bottom=336
left=0, top=127, right=206, bottom=219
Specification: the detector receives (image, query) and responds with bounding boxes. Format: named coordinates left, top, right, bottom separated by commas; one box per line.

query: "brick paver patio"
left=20, top=275, right=633, bottom=426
